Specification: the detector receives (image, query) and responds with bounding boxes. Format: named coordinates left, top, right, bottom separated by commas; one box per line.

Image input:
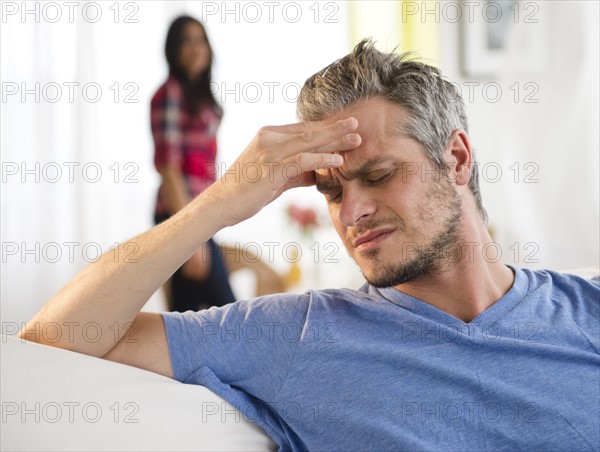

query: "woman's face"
left=179, top=22, right=211, bottom=79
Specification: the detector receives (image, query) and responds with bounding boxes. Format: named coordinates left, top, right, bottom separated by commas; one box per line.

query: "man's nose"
left=338, top=185, right=377, bottom=227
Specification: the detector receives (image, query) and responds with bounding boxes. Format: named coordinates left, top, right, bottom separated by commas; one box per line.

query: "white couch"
left=1, top=334, right=276, bottom=451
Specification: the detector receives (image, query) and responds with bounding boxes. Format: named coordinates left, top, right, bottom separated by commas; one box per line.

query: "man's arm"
left=17, top=118, right=360, bottom=375
left=101, top=312, right=174, bottom=378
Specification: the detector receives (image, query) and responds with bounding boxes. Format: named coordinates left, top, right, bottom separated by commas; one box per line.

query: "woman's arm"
left=158, top=163, right=211, bottom=280
left=158, top=164, right=190, bottom=214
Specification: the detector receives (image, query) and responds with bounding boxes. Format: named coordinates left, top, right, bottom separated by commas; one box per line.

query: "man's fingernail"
left=344, top=117, right=357, bottom=127
left=331, top=154, right=344, bottom=165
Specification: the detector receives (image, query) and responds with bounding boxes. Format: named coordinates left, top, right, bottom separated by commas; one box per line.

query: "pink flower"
left=287, top=204, right=319, bottom=230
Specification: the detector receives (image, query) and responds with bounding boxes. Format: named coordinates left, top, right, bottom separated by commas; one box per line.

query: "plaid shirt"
left=151, top=76, right=221, bottom=217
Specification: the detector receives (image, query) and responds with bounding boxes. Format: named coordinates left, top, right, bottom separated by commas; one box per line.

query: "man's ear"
left=445, top=129, right=472, bottom=187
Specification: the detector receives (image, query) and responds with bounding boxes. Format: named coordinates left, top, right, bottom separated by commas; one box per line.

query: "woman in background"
left=151, top=15, right=235, bottom=312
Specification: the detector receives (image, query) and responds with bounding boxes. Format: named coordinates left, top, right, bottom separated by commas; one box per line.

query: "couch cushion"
left=1, top=334, right=275, bottom=451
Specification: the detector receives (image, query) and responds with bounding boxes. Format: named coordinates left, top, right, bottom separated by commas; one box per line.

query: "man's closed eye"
left=365, top=169, right=394, bottom=186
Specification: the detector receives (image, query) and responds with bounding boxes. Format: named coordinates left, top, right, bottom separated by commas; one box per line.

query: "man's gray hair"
left=297, top=38, right=487, bottom=222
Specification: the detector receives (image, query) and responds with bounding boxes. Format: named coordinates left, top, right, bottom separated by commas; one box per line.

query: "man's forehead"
left=315, top=155, right=398, bottom=181
left=305, top=96, right=408, bottom=126
left=335, top=96, right=409, bottom=118
left=310, top=97, right=420, bottom=182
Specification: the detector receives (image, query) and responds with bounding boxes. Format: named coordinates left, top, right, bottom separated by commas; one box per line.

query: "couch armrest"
left=1, top=334, right=275, bottom=451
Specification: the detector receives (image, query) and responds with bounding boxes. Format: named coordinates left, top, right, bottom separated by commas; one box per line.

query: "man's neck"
left=393, top=224, right=515, bottom=323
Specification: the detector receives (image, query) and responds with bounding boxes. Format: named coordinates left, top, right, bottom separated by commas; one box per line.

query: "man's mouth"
left=353, top=228, right=396, bottom=251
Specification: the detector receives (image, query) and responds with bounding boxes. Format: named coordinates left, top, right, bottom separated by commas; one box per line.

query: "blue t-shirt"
left=161, top=266, right=600, bottom=451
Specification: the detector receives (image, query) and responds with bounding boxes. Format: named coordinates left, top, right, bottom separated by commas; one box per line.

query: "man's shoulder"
left=210, top=285, right=384, bottom=322
left=240, top=285, right=383, bottom=310
left=555, top=265, right=600, bottom=283
left=312, top=285, right=383, bottom=301
left=520, top=266, right=600, bottom=290
left=516, top=266, right=600, bottom=312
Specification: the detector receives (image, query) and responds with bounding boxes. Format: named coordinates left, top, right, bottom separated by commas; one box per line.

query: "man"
left=18, top=40, right=599, bottom=450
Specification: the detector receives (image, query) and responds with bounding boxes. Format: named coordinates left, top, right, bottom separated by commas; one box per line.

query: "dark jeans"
left=155, top=213, right=236, bottom=312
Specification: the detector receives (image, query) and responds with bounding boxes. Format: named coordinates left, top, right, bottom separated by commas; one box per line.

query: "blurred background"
left=2, top=0, right=598, bottom=325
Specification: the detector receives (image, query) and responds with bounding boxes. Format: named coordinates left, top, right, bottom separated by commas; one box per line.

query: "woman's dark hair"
left=165, top=15, right=222, bottom=117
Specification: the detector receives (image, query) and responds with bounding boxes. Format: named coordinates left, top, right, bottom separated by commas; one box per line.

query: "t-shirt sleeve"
left=160, top=294, right=310, bottom=403
left=151, top=81, right=184, bottom=169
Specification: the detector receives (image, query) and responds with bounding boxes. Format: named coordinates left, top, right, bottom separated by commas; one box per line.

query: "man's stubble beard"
left=350, top=181, right=464, bottom=288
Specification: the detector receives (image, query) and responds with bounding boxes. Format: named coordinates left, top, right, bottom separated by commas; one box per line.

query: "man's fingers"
left=264, top=118, right=340, bottom=134
left=292, top=152, right=344, bottom=173
left=263, top=123, right=306, bottom=134
left=314, top=133, right=361, bottom=153
left=284, top=170, right=317, bottom=190
left=273, top=152, right=342, bottom=190
left=278, top=118, right=359, bottom=157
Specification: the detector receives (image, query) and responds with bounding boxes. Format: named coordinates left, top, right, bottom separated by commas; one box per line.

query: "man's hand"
left=16, top=117, right=361, bottom=375
left=203, top=117, right=361, bottom=227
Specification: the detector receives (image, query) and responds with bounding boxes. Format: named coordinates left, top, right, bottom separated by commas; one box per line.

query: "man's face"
left=315, top=97, right=463, bottom=287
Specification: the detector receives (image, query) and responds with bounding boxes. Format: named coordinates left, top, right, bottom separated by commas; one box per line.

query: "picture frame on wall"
left=461, top=0, right=547, bottom=77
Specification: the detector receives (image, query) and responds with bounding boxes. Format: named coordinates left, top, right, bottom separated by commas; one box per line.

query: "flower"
left=287, top=204, right=319, bottom=231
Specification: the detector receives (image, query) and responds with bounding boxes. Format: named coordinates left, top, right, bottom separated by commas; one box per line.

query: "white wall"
left=438, top=1, right=599, bottom=271
left=1, top=1, right=598, bottom=328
